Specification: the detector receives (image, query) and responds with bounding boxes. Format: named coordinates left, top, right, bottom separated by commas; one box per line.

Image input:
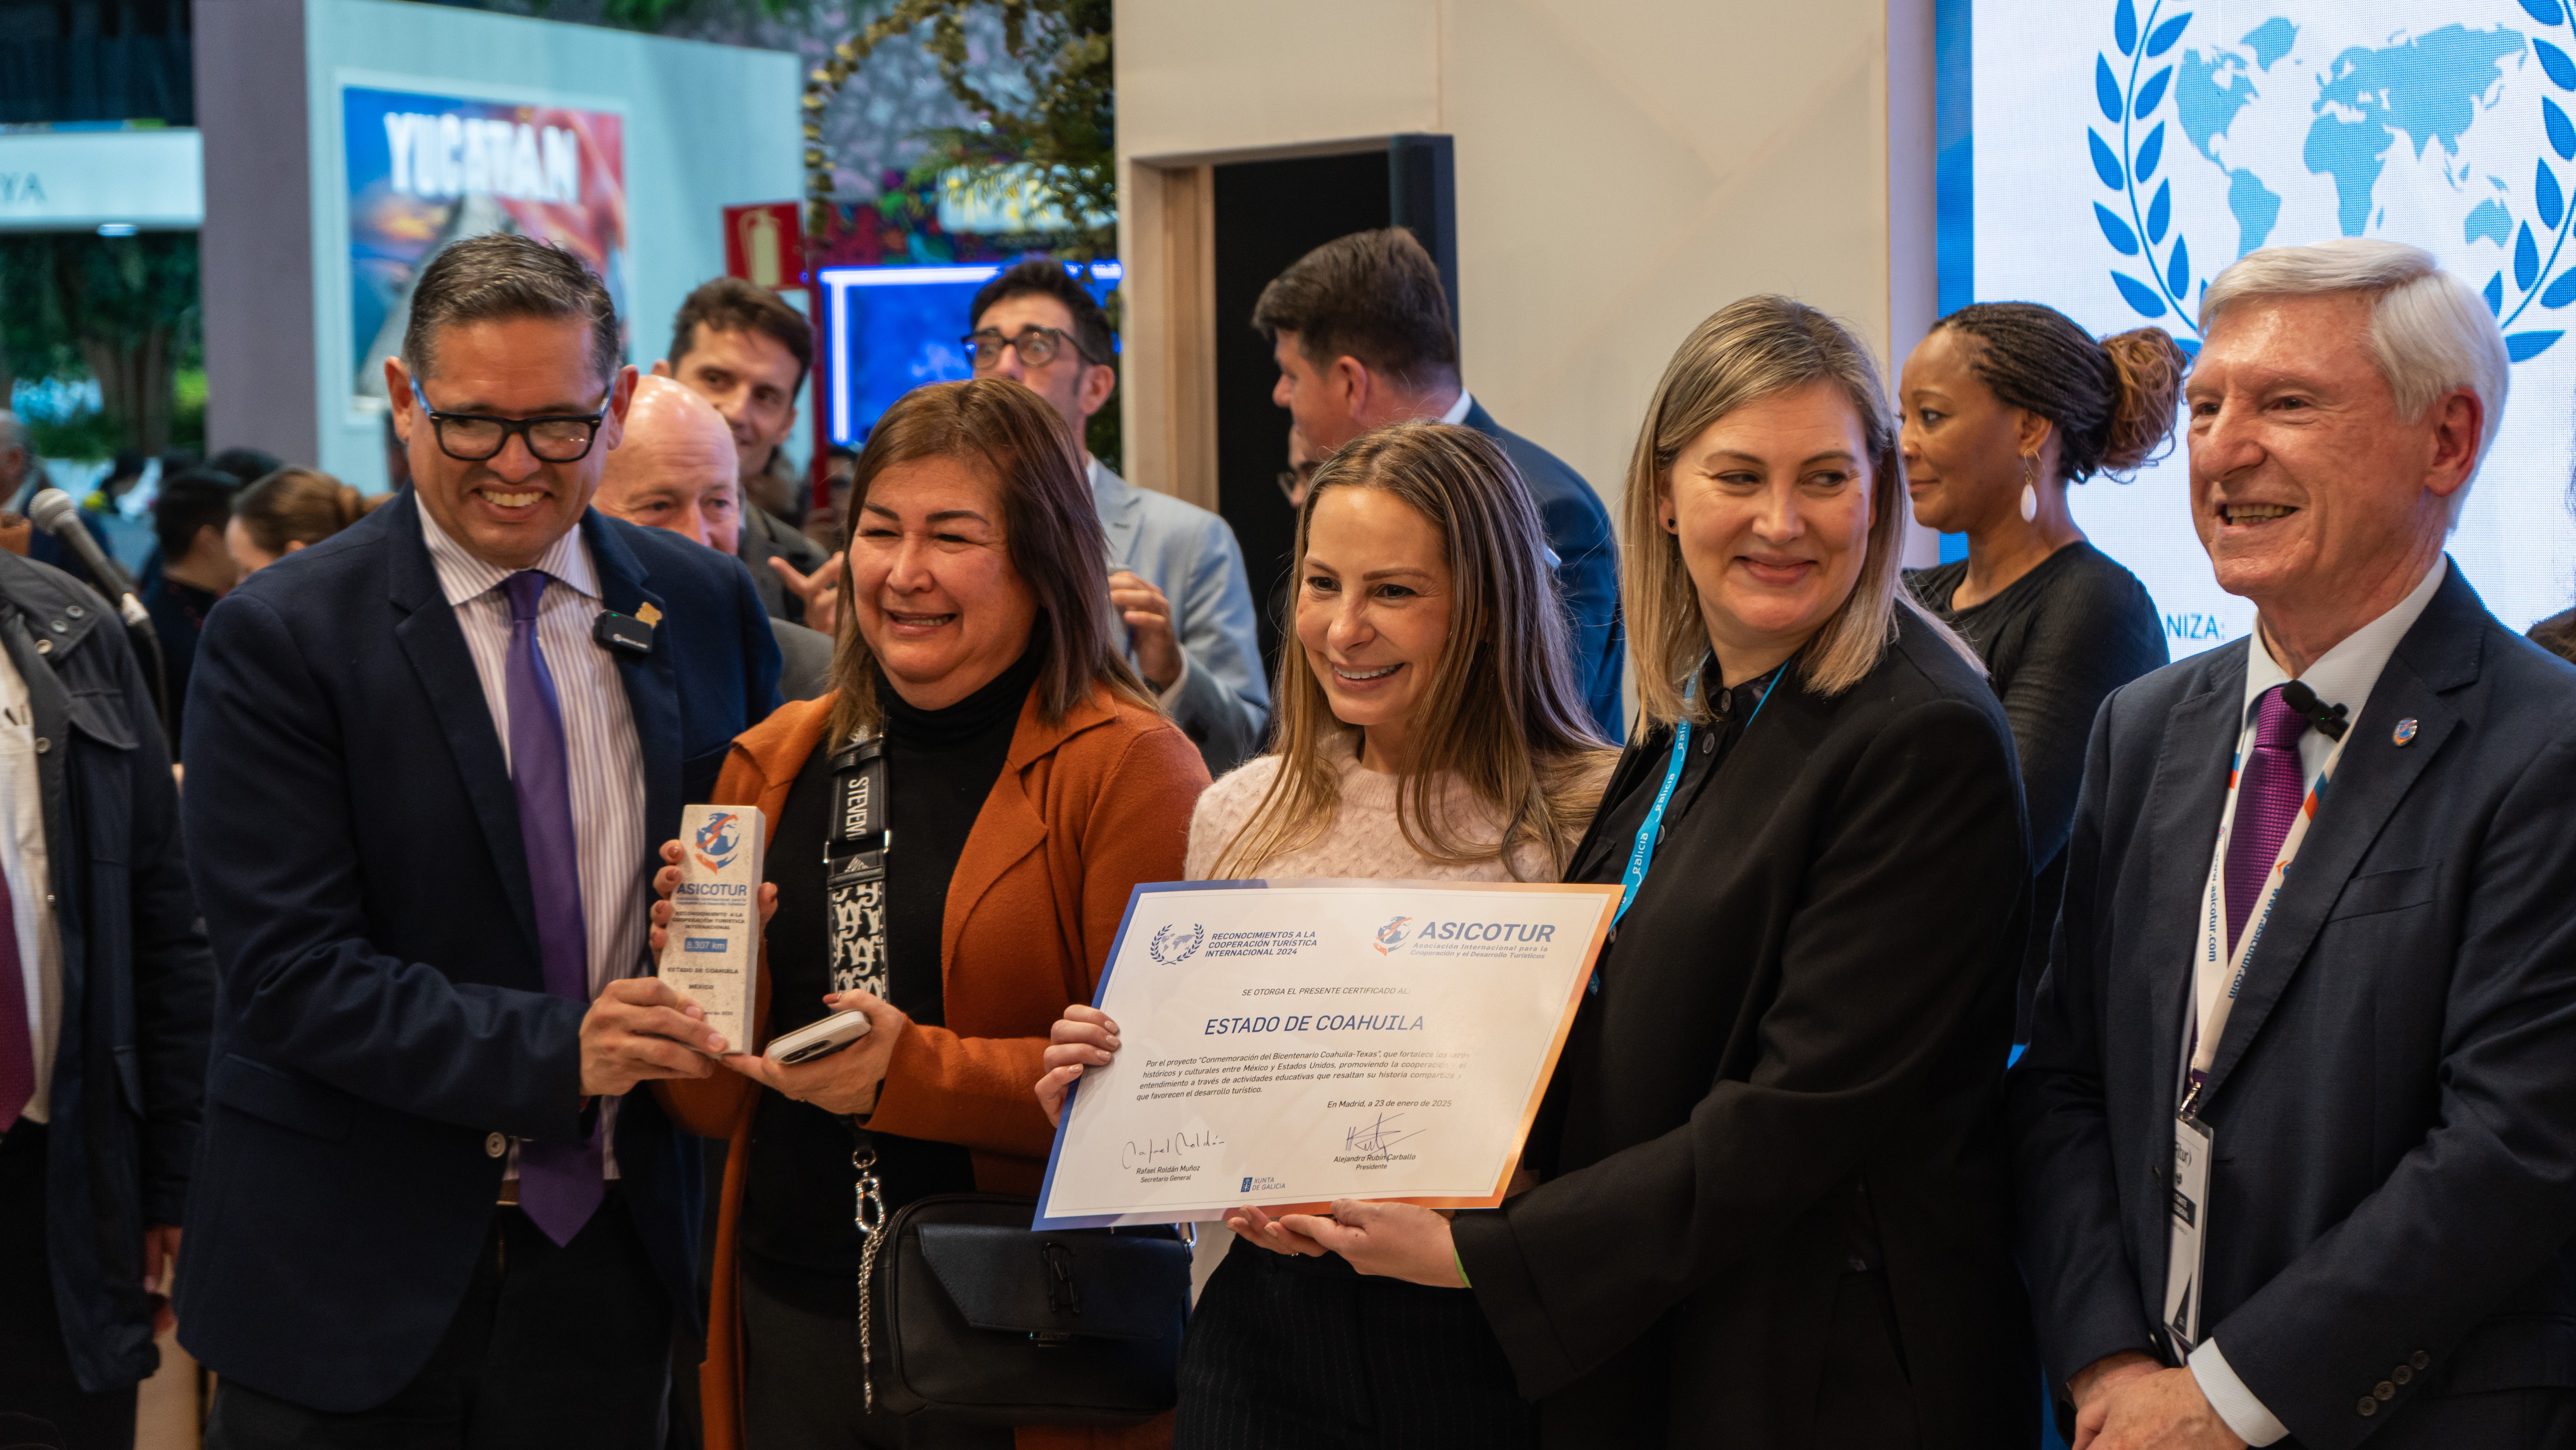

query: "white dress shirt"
left=0, top=643, right=61, bottom=1124
left=420, top=507, right=648, bottom=1176
left=1437, top=389, right=1476, bottom=426
left=2186, top=556, right=2448, bottom=1446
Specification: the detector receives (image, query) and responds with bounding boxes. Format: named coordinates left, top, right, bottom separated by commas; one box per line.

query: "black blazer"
left=172, top=492, right=781, bottom=1411
left=2010, top=562, right=2576, bottom=1449
left=1461, top=400, right=1626, bottom=743
left=1452, top=607, right=2036, bottom=1448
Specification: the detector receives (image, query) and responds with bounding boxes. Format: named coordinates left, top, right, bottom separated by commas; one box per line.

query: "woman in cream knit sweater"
left=1038, top=421, right=1615, bottom=1447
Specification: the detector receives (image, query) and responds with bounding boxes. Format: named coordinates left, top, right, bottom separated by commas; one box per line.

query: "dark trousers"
left=1175, top=1237, right=1535, bottom=1450
left=1812, top=1267, right=1919, bottom=1450
left=0, top=1121, right=139, bottom=1450
left=204, top=1187, right=672, bottom=1450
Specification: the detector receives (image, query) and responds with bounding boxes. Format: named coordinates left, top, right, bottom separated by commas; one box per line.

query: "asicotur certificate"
left=1034, top=879, right=1620, bottom=1229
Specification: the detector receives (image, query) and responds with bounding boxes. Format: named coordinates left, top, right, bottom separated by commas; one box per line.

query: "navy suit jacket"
left=1462, top=400, right=1626, bottom=742
left=2009, top=563, right=2576, bottom=1449
left=172, top=491, right=780, bottom=1411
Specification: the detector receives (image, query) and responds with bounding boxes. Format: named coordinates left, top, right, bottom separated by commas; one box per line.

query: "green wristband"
left=1453, top=1249, right=1471, bottom=1289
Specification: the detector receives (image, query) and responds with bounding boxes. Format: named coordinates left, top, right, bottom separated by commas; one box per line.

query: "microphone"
left=27, top=486, right=174, bottom=746
left=28, top=488, right=149, bottom=629
left=2279, top=679, right=2349, bottom=741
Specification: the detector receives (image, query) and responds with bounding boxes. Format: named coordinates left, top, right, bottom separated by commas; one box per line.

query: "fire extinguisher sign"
left=723, top=202, right=804, bottom=291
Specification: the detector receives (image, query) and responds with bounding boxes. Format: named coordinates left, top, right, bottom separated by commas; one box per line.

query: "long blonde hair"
left=1214, top=422, right=1614, bottom=880
left=1624, top=296, right=1977, bottom=727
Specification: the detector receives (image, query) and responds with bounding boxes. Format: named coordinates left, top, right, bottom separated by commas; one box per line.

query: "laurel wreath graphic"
left=2090, top=0, right=2575, bottom=361
left=1149, top=921, right=1205, bottom=965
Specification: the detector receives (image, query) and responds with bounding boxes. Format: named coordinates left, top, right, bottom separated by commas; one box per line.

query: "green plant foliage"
left=0, top=232, right=202, bottom=456
left=805, top=0, right=1114, bottom=260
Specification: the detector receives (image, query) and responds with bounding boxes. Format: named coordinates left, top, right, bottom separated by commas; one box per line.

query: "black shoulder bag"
left=825, top=737, right=1191, bottom=1428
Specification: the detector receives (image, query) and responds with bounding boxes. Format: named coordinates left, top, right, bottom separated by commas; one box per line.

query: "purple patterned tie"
left=0, top=852, right=31, bottom=1131
left=503, top=571, right=602, bottom=1246
left=2222, top=685, right=2311, bottom=957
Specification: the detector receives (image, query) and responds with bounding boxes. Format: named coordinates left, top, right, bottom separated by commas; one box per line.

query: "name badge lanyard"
left=1595, top=669, right=1783, bottom=992
left=2164, top=708, right=2353, bottom=1354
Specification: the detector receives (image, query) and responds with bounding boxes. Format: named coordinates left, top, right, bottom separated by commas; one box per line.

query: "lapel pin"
left=2393, top=718, right=2419, bottom=747
left=636, top=603, right=664, bottom=627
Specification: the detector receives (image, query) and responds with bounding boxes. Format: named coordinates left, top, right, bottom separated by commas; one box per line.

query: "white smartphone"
left=765, top=1009, right=873, bottom=1066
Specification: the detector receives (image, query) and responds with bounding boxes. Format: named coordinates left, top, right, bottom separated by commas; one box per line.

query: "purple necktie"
left=2222, top=685, right=2311, bottom=957
left=503, top=571, right=602, bottom=1246
left=0, top=851, right=31, bottom=1131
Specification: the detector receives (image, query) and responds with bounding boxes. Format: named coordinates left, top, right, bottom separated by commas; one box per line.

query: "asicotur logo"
left=692, top=811, right=743, bottom=872
left=1372, top=915, right=1413, bottom=956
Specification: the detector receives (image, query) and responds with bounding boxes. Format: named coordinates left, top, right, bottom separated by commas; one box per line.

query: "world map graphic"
left=2094, top=0, right=2576, bottom=359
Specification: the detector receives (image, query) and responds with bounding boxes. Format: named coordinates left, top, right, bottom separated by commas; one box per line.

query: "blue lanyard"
left=1613, top=667, right=1783, bottom=926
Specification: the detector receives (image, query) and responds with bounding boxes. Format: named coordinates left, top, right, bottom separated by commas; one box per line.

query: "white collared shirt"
left=419, top=507, right=648, bottom=1177
left=1437, top=390, right=1475, bottom=426
left=2232, top=556, right=2447, bottom=792
left=0, top=642, right=61, bottom=1124
left=2187, top=556, right=2448, bottom=1446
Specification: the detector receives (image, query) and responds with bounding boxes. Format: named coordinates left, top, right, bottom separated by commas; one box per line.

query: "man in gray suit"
left=594, top=376, right=833, bottom=701
left=2012, top=239, right=2576, bottom=1450
left=967, top=259, right=1267, bottom=773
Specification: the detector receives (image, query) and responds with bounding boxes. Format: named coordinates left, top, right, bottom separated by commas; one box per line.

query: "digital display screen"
left=817, top=261, right=1121, bottom=447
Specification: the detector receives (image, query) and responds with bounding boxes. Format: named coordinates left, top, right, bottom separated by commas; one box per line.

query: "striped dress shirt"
left=420, top=507, right=648, bottom=1178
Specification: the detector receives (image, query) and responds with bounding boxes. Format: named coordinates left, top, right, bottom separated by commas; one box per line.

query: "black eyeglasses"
left=408, top=377, right=610, bottom=464
left=962, top=325, right=1099, bottom=370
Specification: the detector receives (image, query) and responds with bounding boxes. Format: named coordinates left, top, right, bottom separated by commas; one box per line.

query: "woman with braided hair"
left=1899, top=303, right=2180, bottom=1042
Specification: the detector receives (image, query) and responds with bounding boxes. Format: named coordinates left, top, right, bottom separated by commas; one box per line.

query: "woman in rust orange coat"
left=655, top=379, right=1210, bottom=1450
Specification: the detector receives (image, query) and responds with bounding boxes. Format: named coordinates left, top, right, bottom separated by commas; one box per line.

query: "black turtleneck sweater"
left=740, top=642, right=1045, bottom=1312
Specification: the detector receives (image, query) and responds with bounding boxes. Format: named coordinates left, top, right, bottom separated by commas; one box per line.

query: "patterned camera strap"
left=826, top=733, right=895, bottom=1403
left=825, top=734, right=890, bottom=1001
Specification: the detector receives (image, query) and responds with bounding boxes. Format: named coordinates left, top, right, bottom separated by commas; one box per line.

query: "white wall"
left=1116, top=0, right=1938, bottom=560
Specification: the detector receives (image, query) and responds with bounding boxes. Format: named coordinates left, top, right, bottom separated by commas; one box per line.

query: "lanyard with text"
left=2164, top=699, right=2353, bottom=1355
left=1597, top=668, right=1783, bottom=993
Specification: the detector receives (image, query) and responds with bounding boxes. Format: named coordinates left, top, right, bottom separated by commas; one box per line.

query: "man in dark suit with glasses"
left=177, top=232, right=780, bottom=1447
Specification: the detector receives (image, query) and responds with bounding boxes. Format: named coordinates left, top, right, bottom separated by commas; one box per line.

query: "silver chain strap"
left=851, top=1146, right=887, bottom=1411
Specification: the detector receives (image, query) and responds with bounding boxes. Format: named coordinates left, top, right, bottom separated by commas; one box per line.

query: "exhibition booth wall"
left=1111, top=0, right=1943, bottom=566
left=194, top=0, right=800, bottom=494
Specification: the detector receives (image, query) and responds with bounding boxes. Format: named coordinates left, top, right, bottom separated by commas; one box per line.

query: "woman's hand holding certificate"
left=1031, top=879, right=1617, bottom=1231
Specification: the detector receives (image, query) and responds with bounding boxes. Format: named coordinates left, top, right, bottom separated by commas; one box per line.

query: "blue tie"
left=504, top=570, right=602, bottom=1246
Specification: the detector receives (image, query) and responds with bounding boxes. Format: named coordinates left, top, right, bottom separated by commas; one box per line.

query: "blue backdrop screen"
left=1939, top=0, right=2576, bottom=652
left=819, top=262, right=1121, bottom=447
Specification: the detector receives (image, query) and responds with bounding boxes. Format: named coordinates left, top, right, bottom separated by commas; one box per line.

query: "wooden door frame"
left=1119, top=136, right=1394, bottom=512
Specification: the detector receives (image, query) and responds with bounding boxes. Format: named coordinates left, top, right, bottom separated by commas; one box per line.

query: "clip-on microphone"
left=2279, top=679, right=2348, bottom=741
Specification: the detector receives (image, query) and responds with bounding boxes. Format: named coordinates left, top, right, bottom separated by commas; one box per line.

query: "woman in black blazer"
left=1280, top=296, right=2038, bottom=1447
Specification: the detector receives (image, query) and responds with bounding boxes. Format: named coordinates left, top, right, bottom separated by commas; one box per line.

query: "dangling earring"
left=2019, top=455, right=2040, bottom=523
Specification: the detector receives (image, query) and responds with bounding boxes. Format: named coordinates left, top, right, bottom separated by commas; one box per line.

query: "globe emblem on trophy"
left=2086, top=0, right=2576, bottom=362
left=692, top=811, right=743, bottom=873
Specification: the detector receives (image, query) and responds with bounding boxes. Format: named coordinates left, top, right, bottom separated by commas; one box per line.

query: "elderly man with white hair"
left=594, top=375, right=833, bottom=700
left=2011, top=237, right=2576, bottom=1450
